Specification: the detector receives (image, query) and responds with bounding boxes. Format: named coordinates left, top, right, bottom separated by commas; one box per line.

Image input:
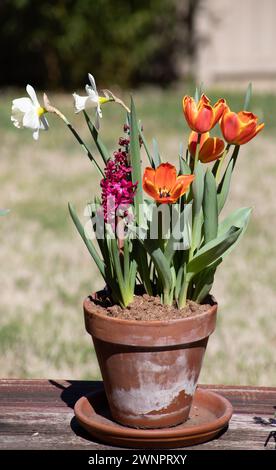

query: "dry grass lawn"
left=0, top=87, right=275, bottom=385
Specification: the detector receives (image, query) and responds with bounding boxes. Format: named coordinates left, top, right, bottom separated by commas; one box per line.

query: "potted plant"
left=11, top=79, right=264, bottom=433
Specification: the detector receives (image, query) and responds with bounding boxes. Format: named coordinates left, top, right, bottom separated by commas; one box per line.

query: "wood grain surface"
left=0, top=380, right=275, bottom=450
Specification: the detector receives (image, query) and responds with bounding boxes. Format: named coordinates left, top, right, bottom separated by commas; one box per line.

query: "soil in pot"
left=90, top=292, right=211, bottom=321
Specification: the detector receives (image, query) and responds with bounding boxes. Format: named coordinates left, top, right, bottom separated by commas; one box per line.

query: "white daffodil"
left=73, top=73, right=109, bottom=129
left=11, top=85, right=49, bottom=140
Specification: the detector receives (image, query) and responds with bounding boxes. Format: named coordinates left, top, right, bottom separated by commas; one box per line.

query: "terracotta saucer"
left=74, top=387, right=233, bottom=448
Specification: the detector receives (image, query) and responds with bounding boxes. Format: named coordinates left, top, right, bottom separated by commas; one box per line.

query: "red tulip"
left=183, top=94, right=227, bottom=133
left=189, top=131, right=225, bottom=163
left=143, top=163, right=194, bottom=204
left=221, top=109, right=264, bottom=145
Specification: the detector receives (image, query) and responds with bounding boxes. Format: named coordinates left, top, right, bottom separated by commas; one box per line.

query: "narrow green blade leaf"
left=244, top=83, right=252, bottom=111
left=165, top=204, right=192, bottom=262
left=139, top=123, right=154, bottom=167
left=152, top=138, right=162, bottom=167
left=188, top=226, right=242, bottom=276
left=83, top=111, right=110, bottom=164
left=139, top=238, right=172, bottom=294
left=192, top=258, right=222, bottom=303
left=68, top=203, right=106, bottom=279
left=0, top=209, right=9, bottom=216
left=180, top=158, right=191, bottom=175
left=130, top=98, right=144, bottom=225
left=191, top=162, right=204, bottom=251
left=218, top=207, right=252, bottom=235
left=203, top=168, right=218, bottom=243
left=132, top=238, right=152, bottom=295
left=217, top=159, right=234, bottom=213
left=193, top=162, right=204, bottom=216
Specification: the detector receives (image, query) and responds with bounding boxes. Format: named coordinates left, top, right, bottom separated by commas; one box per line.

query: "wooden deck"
left=0, top=380, right=275, bottom=450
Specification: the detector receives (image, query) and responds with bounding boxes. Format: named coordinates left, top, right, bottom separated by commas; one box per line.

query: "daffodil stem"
left=215, top=143, right=231, bottom=184
left=65, top=122, right=104, bottom=176
left=43, top=95, right=103, bottom=176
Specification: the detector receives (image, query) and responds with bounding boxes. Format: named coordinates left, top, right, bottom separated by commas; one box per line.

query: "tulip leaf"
left=217, top=159, right=234, bottom=213
left=194, top=83, right=204, bottom=103
left=139, top=123, right=154, bottom=167
left=218, top=207, right=252, bottom=235
left=180, top=157, right=191, bottom=175
left=130, top=98, right=144, bottom=225
left=132, top=238, right=152, bottom=295
left=244, top=83, right=252, bottom=111
left=139, top=238, right=172, bottom=294
left=165, top=203, right=192, bottom=262
left=187, top=225, right=242, bottom=277
left=218, top=207, right=251, bottom=260
left=0, top=209, right=9, bottom=216
left=83, top=111, right=110, bottom=164
left=152, top=138, right=162, bottom=167
left=193, top=161, right=204, bottom=216
left=192, top=258, right=222, bottom=303
left=194, top=87, right=199, bottom=103
left=203, top=168, right=218, bottom=243
left=191, top=162, right=204, bottom=251
left=68, top=202, right=106, bottom=280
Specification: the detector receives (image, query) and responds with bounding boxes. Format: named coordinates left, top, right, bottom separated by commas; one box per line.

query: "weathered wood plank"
left=0, top=380, right=275, bottom=450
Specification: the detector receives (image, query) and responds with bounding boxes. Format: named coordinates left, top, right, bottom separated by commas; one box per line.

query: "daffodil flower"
left=73, top=73, right=110, bottom=129
left=11, top=85, right=49, bottom=140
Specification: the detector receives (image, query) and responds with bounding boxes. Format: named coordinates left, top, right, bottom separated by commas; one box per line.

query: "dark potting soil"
left=89, top=293, right=211, bottom=321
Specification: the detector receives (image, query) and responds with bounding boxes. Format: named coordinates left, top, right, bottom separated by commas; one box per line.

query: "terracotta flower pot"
left=84, top=295, right=217, bottom=429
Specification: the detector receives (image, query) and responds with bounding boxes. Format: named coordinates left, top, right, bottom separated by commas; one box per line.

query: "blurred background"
left=0, top=0, right=275, bottom=384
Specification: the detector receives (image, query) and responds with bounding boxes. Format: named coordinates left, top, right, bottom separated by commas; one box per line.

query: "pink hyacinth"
left=100, top=134, right=137, bottom=224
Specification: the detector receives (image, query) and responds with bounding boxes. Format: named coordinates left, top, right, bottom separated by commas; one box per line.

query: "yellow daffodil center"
left=37, top=106, right=46, bottom=117
left=159, top=187, right=171, bottom=198
left=99, top=96, right=111, bottom=105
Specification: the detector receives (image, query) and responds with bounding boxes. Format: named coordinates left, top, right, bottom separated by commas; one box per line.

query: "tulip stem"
left=215, top=144, right=231, bottom=184
left=194, top=133, right=201, bottom=168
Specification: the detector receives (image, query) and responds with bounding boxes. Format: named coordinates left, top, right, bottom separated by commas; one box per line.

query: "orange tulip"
left=143, top=163, right=195, bottom=204
left=221, top=109, right=264, bottom=145
left=183, top=94, right=227, bottom=133
left=188, top=131, right=225, bottom=163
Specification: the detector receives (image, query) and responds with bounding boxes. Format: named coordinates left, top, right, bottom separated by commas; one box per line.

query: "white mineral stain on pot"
left=111, top=355, right=197, bottom=415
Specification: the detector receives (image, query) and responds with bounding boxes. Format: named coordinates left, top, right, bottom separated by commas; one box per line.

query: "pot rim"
left=83, top=294, right=217, bottom=327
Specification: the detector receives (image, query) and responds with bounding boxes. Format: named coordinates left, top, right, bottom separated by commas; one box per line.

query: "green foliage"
left=0, top=0, right=195, bottom=89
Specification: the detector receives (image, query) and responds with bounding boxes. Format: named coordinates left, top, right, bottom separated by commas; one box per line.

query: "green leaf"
left=193, top=162, right=204, bottom=216
left=0, top=209, right=9, bottom=216
left=218, top=207, right=252, bottom=235
left=244, top=83, right=252, bottom=111
left=68, top=203, right=106, bottom=279
left=187, top=226, right=242, bottom=277
left=191, top=162, right=204, bottom=251
left=180, top=158, right=191, bottom=175
left=110, top=237, right=125, bottom=292
left=83, top=111, right=110, bottom=164
left=132, top=238, right=152, bottom=295
left=139, top=123, right=154, bottom=167
left=130, top=98, right=144, bottom=225
left=192, top=258, right=222, bottom=303
left=165, top=203, right=192, bottom=262
left=203, top=168, right=218, bottom=243
left=140, top=238, right=172, bottom=294
left=218, top=207, right=252, bottom=260
left=217, top=159, right=234, bottom=213
left=194, top=83, right=203, bottom=103
left=152, top=138, right=162, bottom=167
